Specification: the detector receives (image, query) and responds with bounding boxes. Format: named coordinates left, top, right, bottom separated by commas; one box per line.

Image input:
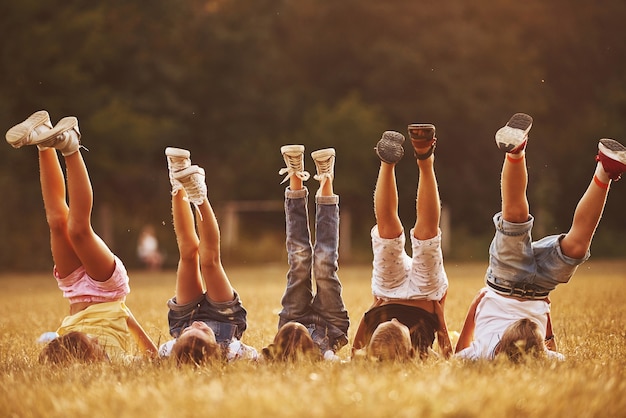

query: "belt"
left=486, top=281, right=550, bottom=299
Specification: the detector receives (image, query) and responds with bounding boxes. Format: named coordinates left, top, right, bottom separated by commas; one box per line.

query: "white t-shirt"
left=455, top=287, right=564, bottom=361
left=159, top=338, right=258, bottom=362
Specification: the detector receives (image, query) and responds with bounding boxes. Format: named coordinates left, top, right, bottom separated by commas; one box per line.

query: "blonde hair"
left=39, top=331, right=108, bottom=364
left=262, top=322, right=320, bottom=362
left=367, top=320, right=415, bottom=362
left=496, top=318, right=545, bottom=362
left=172, top=333, right=222, bottom=366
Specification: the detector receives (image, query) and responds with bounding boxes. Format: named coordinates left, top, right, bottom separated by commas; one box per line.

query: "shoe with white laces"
left=311, top=148, right=335, bottom=190
left=165, top=147, right=191, bottom=194
left=5, top=110, right=52, bottom=148
left=33, top=116, right=82, bottom=156
left=597, top=138, right=626, bottom=181
left=495, top=113, right=533, bottom=153
left=375, top=131, right=405, bottom=164
left=173, top=165, right=207, bottom=207
left=279, top=145, right=310, bottom=184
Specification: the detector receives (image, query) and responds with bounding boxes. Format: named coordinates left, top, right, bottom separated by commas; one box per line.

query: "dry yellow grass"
left=1, top=260, right=625, bottom=417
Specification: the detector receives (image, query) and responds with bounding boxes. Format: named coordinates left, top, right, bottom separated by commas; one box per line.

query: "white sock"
left=594, top=162, right=610, bottom=184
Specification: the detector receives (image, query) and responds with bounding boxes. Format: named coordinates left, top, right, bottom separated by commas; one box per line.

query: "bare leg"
left=413, top=151, right=440, bottom=240
left=172, top=189, right=204, bottom=304
left=196, top=199, right=235, bottom=303
left=63, top=151, right=116, bottom=281
left=374, top=162, right=403, bottom=239
left=39, top=148, right=81, bottom=277
left=501, top=152, right=530, bottom=223
left=560, top=174, right=610, bottom=259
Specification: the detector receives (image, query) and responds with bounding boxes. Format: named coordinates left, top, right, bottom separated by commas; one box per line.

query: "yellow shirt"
left=57, top=301, right=132, bottom=359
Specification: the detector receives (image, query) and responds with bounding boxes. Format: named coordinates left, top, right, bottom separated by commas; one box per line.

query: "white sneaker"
left=495, top=113, right=533, bottom=154
left=5, top=110, right=52, bottom=148
left=165, top=147, right=191, bottom=193
left=173, top=165, right=207, bottom=207
left=311, top=148, right=335, bottom=191
left=279, top=145, right=310, bottom=184
left=33, top=117, right=82, bottom=156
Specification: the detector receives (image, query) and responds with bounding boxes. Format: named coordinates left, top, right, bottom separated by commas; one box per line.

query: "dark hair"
left=39, top=331, right=108, bottom=364
left=262, top=322, right=320, bottom=362
left=495, top=318, right=545, bottom=362
left=172, top=334, right=222, bottom=366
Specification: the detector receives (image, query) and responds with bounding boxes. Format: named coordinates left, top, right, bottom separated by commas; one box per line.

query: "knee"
left=67, top=220, right=92, bottom=244
left=46, top=213, right=68, bottom=235
left=199, top=248, right=222, bottom=269
left=178, top=239, right=200, bottom=261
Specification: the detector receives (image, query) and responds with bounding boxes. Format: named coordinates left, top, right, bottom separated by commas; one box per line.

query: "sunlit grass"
left=1, top=260, right=625, bottom=417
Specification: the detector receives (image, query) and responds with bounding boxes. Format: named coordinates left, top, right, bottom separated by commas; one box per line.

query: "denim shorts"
left=486, top=212, right=589, bottom=296
left=167, top=291, right=247, bottom=345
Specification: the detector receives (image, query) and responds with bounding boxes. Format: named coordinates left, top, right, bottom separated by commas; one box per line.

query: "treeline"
left=1, top=0, right=625, bottom=270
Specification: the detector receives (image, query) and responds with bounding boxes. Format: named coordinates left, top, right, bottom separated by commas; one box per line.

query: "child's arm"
left=544, top=311, right=557, bottom=352
left=433, top=299, right=452, bottom=359
left=454, top=289, right=487, bottom=353
left=351, top=298, right=384, bottom=356
left=126, top=311, right=158, bottom=357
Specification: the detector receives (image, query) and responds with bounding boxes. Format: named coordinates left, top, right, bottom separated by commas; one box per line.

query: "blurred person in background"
left=137, top=224, right=164, bottom=270
left=352, top=126, right=452, bottom=362
left=455, top=113, right=626, bottom=362
left=6, top=111, right=157, bottom=364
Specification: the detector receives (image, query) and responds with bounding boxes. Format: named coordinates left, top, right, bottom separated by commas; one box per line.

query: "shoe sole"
left=5, top=110, right=50, bottom=148
left=34, top=117, right=79, bottom=147
left=281, top=144, right=305, bottom=155
left=376, top=131, right=405, bottom=164
left=599, top=139, right=626, bottom=164
left=408, top=123, right=435, bottom=141
left=495, top=113, right=533, bottom=152
left=165, top=147, right=190, bottom=158
left=311, top=148, right=335, bottom=161
left=173, top=165, right=205, bottom=180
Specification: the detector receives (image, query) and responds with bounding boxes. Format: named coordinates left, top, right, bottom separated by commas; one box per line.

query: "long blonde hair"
left=495, top=318, right=545, bottom=362
left=262, top=322, right=320, bottom=362
left=39, top=331, right=108, bottom=364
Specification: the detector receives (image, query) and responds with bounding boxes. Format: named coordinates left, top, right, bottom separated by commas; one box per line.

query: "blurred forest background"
left=1, top=0, right=625, bottom=270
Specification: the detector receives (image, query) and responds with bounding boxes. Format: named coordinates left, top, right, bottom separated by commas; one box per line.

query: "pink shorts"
left=54, top=256, right=130, bottom=304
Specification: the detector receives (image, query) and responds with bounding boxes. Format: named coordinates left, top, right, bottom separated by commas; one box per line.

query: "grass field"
left=1, top=260, right=625, bottom=417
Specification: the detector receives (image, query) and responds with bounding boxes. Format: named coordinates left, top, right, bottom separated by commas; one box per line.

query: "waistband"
left=486, top=280, right=550, bottom=299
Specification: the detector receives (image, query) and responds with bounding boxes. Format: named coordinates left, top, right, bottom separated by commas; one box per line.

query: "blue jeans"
left=278, top=187, right=350, bottom=352
left=486, top=212, right=589, bottom=298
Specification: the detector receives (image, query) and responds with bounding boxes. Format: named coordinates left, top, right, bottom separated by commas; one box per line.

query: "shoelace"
left=279, top=153, right=310, bottom=184
left=313, top=155, right=334, bottom=184
left=181, top=172, right=207, bottom=220
left=168, top=156, right=191, bottom=192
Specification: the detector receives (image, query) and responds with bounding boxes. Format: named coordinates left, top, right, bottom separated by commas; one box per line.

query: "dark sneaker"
left=495, top=113, right=533, bottom=153
left=375, top=131, right=405, bottom=164
left=408, top=123, right=436, bottom=160
left=597, top=138, right=626, bottom=181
